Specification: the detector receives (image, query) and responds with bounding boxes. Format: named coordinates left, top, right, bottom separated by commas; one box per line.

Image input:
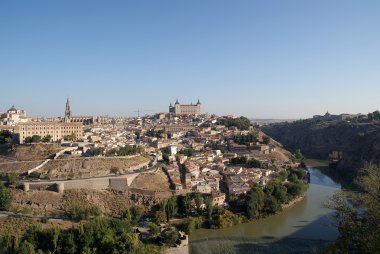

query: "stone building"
left=16, top=98, right=83, bottom=143
left=0, top=105, right=28, bottom=125
left=169, top=99, right=201, bottom=115
left=17, top=121, right=83, bottom=144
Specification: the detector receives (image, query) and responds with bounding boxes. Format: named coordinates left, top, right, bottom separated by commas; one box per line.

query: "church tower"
left=64, top=98, right=72, bottom=123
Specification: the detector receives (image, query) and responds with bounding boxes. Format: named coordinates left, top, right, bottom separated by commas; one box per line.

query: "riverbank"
left=189, top=165, right=341, bottom=254
left=166, top=245, right=189, bottom=254
left=282, top=195, right=305, bottom=210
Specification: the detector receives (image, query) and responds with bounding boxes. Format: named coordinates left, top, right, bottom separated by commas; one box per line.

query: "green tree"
left=180, top=217, right=197, bottom=234
left=17, top=240, right=36, bottom=254
left=31, top=135, right=41, bottom=143
left=165, top=197, right=178, bottom=221
left=24, top=136, right=33, bottom=144
left=163, top=227, right=179, bottom=247
left=129, top=205, right=144, bottom=225
left=153, top=210, right=166, bottom=224
left=194, top=192, right=203, bottom=212
left=0, top=130, right=13, bottom=144
left=149, top=223, right=161, bottom=237
left=6, top=173, right=19, bottom=186
left=294, top=149, right=303, bottom=160
left=262, top=195, right=281, bottom=215
left=286, top=181, right=307, bottom=198
left=262, top=135, right=271, bottom=144
left=204, top=195, right=214, bottom=221
left=245, top=186, right=265, bottom=219
left=0, top=182, right=11, bottom=210
left=325, top=164, right=380, bottom=253
left=41, top=135, right=52, bottom=143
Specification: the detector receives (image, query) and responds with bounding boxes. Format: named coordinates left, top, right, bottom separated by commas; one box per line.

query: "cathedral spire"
left=64, top=98, right=72, bottom=122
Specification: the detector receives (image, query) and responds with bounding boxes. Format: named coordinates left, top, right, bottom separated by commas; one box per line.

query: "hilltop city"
left=0, top=99, right=308, bottom=253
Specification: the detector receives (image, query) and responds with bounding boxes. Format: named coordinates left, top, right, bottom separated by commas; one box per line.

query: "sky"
left=1, top=0, right=379, bottom=119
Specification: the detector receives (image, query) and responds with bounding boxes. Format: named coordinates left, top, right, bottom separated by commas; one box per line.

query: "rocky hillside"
left=262, top=119, right=380, bottom=179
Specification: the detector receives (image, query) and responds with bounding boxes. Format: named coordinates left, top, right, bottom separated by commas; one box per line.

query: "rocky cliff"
left=262, top=119, right=380, bottom=179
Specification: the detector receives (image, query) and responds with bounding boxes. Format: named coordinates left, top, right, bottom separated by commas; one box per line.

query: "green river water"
left=189, top=160, right=341, bottom=254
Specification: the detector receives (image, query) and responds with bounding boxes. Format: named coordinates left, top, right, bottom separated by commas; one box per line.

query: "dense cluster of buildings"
left=1, top=99, right=296, bottom=208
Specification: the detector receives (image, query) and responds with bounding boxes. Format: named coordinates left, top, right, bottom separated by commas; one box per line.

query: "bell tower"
left=64, top=98, right=72, bottom=123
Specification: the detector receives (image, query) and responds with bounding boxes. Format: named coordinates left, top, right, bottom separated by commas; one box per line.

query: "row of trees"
left=177, top=147, right=197, bottom=157
left=218, top=116, right=251, bottom=130
left=232, top=133, right=258, bottom=144
left=106, top=145, right=144, bottom=156
left=24, top=135, right=52, bottom=143
left=0, top=217, right=164, bottom=254
left=230, top=156, right=269, bottom=169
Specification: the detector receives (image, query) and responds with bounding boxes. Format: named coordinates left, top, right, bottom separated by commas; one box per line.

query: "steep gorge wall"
left=262, top=120, right=380, bottom=179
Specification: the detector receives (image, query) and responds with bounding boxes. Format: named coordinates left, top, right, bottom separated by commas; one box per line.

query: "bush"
left=110, top=166, right=120, bottom=174
left=0, top=182, right=11, bottom=210
left=162, top=227, right=180, bottom=247
left=66, top=203, right=101, bottom=220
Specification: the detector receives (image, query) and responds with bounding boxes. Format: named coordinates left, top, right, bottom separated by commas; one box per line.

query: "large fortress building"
left=169, top=99, right=201, bottom=115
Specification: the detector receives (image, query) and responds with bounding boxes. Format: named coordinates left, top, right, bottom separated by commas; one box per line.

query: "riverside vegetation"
left=0, top=166, right=307, bottom=254
left=323, top=164, right=380, bottom=254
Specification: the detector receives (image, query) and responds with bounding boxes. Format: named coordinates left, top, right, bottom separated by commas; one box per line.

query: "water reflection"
left=190, top=162, right=341, bottom=254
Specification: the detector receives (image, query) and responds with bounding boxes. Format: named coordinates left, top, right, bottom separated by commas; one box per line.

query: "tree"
left=286, top=181, right=307, bottom=198
left=153, top=210, right=166, bottom=224
left=17, top=240, right=36, bottom=254
left=325, top=164, right=380, bottom=253
left=294, top=149, right=303, bottom=160
left=31, top=135, right=41, bottom=143
left=165, top=197, right=178, bottom=221
left=247, top=158, right=264, bottom=168
left=263, top=195, right=281, bottom=215
left=245, top=186, right=265, bottom=219
left=262, top=135, right=271, bottom=144
left=149, top=223, right=161, bottom=237
left=0, top=182, right=11, bottom=210
left=204, top=195, right=213, bottom=221
left=6, top=173, right=19, bottom=186
left=41, top=135, right=52, bottom=143
left=0, top=130, right=13, bottom=144
left=180, top=217, right=197, bottom=234
left=129, top=205, right=144, bottom=225
left=272, top=183, right=288, bottom=204
left=60, top=232, right=77, bottom=254
left=194, top=192, right=203, bottom=212
left=163, top=227, right=179, bottom=247
left=372, top=110, right=380, bottom=120
left=177, top=195, right=190, bottom=215
left=24, top=136, right=33, bottom=144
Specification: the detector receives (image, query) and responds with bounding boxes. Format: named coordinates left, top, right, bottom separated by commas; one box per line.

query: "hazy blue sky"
left=1, top=1, right=379, bottom=118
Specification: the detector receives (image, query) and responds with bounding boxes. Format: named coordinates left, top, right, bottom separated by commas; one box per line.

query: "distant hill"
left=262, top=118, right=380, bottom=181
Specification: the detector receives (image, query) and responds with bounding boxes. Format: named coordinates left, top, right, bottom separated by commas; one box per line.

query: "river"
left=189, top=160, right=341, bottom=254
